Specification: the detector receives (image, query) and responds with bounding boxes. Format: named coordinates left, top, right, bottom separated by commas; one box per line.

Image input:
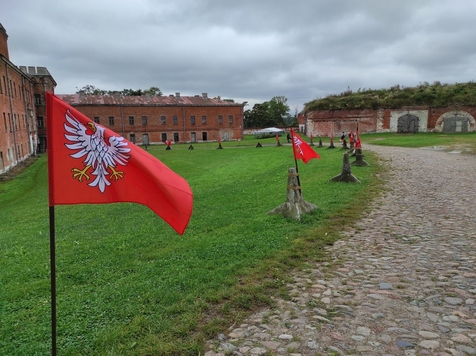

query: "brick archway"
left=435, top=111, right=475, bottom=132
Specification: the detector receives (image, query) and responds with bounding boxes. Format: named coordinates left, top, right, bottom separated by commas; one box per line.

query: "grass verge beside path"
left=361, top=131, right=476, bottom=153
left=1, top=140, right=381, bottom=355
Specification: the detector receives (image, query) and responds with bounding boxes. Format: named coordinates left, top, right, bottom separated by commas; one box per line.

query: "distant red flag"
left=290, top=129, right=320, bottom=163
left=354, top=129, right=362, bottom=149
left=46, top=92, right=193, bottom=235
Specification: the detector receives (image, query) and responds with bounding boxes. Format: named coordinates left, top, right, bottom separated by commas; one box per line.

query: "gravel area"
left=205, top=144, right=476, bottom=356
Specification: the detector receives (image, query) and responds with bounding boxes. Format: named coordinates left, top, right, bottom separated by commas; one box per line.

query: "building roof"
left=56, top=93, right=244, bottom=107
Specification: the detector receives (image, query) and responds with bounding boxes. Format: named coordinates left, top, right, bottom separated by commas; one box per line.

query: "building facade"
left=299, top=107, right=476, bottom=137
left=0, top=24, right=54, bottom=174
left=56, top=92, right=245, bottom=148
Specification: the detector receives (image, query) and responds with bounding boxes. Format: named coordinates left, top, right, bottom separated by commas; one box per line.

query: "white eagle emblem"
left=64, top=110, right=131, bottom=193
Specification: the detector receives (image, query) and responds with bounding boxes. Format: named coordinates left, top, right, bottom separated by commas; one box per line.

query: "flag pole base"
left=267, top=167, right=317, bottom=220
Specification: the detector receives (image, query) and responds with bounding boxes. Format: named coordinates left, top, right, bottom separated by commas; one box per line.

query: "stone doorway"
left=443, top=116, right=469, bottom=133
left=397, top=114, right=420, bottom=133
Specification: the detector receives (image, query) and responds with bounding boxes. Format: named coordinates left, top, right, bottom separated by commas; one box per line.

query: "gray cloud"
left=2, top=0, right=476, bottom=111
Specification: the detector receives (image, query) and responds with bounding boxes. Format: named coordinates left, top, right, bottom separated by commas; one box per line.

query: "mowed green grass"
left=1, top=138, right=379, bottom=355
left=362, top=131, right=476, bottom=153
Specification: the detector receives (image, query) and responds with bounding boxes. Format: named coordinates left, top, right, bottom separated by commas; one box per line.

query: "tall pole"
left=49, top=206, right=57, bottom=356
left=293, top=158, right=302, bottom=196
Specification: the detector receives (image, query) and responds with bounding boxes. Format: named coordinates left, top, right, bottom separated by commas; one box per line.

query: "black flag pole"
left=49, top=206, right=57, bottom=356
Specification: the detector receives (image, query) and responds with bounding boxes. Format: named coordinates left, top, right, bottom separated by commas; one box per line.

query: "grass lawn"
left=2, top=131, right=471, bottom=355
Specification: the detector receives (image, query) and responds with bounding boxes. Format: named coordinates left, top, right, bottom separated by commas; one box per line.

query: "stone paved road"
left=205, top=145, right=476, bottom=356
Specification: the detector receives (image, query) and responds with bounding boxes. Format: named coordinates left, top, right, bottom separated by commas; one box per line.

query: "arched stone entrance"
left=397, top=114, right=419, bottom=133
left=443, top=116, right=469, bottom=132
left=435, top=111, right=475, bottom=132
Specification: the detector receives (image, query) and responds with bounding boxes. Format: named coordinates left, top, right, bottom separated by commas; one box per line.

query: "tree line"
left=243, top=96, right=296, bottom=128
left=76, top=85, right=163, bottom=96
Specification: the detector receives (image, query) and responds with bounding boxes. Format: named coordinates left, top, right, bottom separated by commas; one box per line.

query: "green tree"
left=75, top=85, right=107, bottom=95
left=268, top=96, right=289, bottom=126
left=243, top=96, right=290, bottom=128
left=76, top=85, right=162, bottom=96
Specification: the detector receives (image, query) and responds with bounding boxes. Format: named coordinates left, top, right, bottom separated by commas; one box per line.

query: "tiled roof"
left=56, top=93, right=243, bottom=107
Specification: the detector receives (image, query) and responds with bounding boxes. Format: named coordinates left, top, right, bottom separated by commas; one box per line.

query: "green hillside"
left=303, top=81, right=476, bottom=112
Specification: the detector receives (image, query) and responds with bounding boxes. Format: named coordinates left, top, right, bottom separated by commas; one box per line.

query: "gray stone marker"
left=351, top=147, right=370, bottom=166
left=268, top=167, right=317, bottom=220
left=329, top=153, right=360, bottom=183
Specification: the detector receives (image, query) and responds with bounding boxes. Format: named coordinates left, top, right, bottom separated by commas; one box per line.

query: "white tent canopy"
left=253, top=127, right=284, bottom=138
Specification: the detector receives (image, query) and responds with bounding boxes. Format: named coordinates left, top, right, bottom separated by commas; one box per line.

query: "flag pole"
left=46, top=92, right=57, bottom=356
left=293, top=157, right=302, bottom=196
left=49, top=206, right=57, bottom=356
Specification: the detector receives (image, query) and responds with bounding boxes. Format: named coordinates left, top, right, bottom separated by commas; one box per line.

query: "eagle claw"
left=71, top=166, right=91, bottom=182
left=109, top=166, right=125, bottom=181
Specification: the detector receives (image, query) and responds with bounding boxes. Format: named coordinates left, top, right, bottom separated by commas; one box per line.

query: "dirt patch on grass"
left=0, top=156, right=40, bottom=182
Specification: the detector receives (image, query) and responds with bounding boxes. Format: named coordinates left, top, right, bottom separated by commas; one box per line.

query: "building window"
left=161, top=133, right=167, bottom=142
left=190, top=116, right=196, bottom=125
left=202, top=115, right=207, bottom=124
left=3, top=113, right=6, bottom=131
left=218, top=115, right=223, bottom=124
left=173, top=115, right=178, bottom=125
left=143, top=133, right=149, bottom=145
left=34, top=94, right=41, bottom=105
left=161, top=115, right=166, bottom=125
left=130, top=133, right=136, bottom=143
left=129, top=116, right=135, bottom=125
left=37, top=116, right=44, bottom=128
left=94, top=116, right=100, bottom=124
left=109, top=116, right=114, bottom=125
left=174, top=132, right=179, bottom=142
left=202, top=132, right=208, bottom=141
left=142, top=116, right=148, bottom=125
left=228, top=115, right=233, bottom=124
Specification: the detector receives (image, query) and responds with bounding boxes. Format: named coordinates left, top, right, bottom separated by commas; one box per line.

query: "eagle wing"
left=64, top=110, right=98, bottom=168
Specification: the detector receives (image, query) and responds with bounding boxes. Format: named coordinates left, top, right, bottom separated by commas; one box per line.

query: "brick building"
left=0, top=24, right=56, bottom=174
left=56, top=92, right=245, bottom=148
left=299, top=107, right=476, bottom=137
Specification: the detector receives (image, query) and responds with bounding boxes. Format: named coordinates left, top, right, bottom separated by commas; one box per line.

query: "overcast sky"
left=2, top=0, right=476, bottom=113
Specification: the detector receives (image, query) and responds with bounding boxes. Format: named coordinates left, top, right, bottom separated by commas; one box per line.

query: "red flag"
left=46, top=92, right=193, bottom=235
left=275, top=134, right=279, bottom=141
left=354, top=129, right=362, bottom=149
left=290, top=129, right=320, bottom=163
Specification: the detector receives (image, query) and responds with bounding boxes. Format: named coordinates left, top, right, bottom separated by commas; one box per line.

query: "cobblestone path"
left=205, top=145, right=476, bottom=356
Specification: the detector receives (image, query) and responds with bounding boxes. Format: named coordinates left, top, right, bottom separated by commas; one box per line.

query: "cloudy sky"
left=2, top=0, right=476, bottom=112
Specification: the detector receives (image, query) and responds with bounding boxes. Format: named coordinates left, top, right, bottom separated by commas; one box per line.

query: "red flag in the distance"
left=354, top=129, right=362, bottom=149
left=290, top=129, right=320, bottom=163
left=46, top=92, right=193, bottom=235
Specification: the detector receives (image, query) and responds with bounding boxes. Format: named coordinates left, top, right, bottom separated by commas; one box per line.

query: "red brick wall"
left=72, top=104, right=243, bottom=144
left=0, top=25, right=9, bottom=60
left=304, top=106, right=476, bottom=136
left=0, top=61, right=36, bottom=173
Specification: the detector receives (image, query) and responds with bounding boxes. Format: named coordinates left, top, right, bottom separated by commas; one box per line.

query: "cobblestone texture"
left=205, top=145, right=476, bottom=356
